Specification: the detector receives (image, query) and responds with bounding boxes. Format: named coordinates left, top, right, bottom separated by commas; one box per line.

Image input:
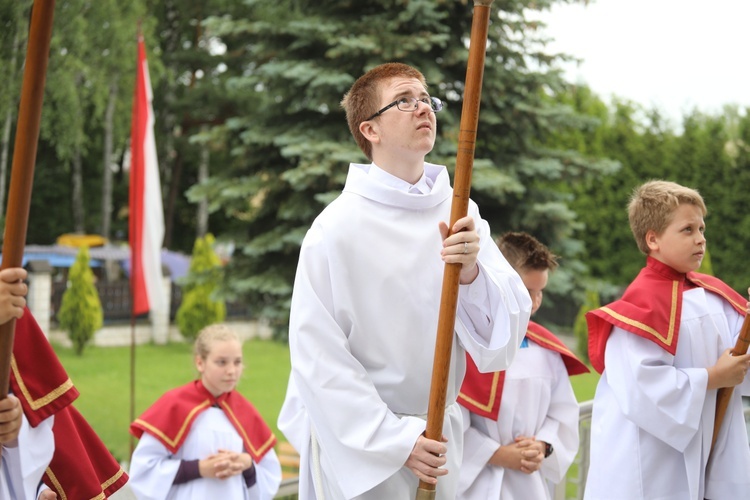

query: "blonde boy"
left=585, top=180, right=750, bottom=500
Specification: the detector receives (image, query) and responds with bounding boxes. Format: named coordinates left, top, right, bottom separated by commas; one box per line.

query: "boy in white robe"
left=278, top=62, right=532, bottom=499
left=584, top=180, right=750, bottom=500
left=457, top=232, right=589, bottom=500
left=0, top=267, right=55, bottom=500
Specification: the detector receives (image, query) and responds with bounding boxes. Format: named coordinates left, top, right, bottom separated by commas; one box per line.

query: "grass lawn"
left=53, top=338, right=291, bottom=463
left=571, top=369, right=600, bottom=402
left=55, top=337, right=598, bottom=466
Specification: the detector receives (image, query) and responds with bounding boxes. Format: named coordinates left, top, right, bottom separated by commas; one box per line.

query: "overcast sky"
left=536, top=0, right=750, bottom=123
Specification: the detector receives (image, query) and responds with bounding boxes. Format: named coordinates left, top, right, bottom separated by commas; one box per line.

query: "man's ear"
left=645, top=229, right=659, bottom=252
left=359, top=120, right=380, bottom=146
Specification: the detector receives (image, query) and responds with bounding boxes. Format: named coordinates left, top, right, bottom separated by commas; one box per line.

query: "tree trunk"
left=71, top=147, right=84, bottom=233
left=100, top=79, right=117, bottom=239
left=196, top=127, right=209, bottom=238
left=0, top=111, right=13, bottom=222
left=163, top=149, right=181, bottom=249
left=0, top=27, right=23, bottom=220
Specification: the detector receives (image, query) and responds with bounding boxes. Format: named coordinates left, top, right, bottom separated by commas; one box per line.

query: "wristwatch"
left=544, top=441, right=554, bottom=458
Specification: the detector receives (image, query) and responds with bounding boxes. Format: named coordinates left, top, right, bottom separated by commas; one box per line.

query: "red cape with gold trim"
left=130, top=380, right=277, bottom=462
left=45, top=405, right=129, bottom=498
left=458, top=321, right=590, bottom=420
left=10, top=310, right=77, bottom=425
left=587, top=257, right=747, bottom=374
left=11, top=309, right=129, bottom=498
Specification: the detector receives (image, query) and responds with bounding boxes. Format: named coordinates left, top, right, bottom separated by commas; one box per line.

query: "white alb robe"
left=0, top=412, right=54, bottom=500
left=585, top=286, right=750, bottom=500
left=129, top=408, right=282, bottom=500
left=278, top=162, right=532, bottom=499
left=458, top=342, right=580, bottom=499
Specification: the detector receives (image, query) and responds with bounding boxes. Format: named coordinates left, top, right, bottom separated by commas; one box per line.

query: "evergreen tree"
left=58, top=246, right=103, bottom=355
left=176, top=233, right=226, bottom=340
left=147, top=0, right=241, bottom=250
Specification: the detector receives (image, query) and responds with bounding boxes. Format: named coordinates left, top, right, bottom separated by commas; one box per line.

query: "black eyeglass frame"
left=364, top=96, right=443, bottom=122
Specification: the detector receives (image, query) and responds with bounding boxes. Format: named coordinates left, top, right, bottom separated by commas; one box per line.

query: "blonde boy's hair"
left=497, top=231, right=558, bottom=273
left=193, top=323, right=241, bottom=359
left=628, top=180, right=707, bottom=255
left=341, top=62, right=428, bottom=161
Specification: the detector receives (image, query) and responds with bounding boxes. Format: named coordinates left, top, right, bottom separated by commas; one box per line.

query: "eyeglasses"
left=365, top=96, right=443, bottom=121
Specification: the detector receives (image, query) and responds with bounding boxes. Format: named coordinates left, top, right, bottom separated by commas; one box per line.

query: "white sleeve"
left=457, top=209, right=531, bottom=373
left=128, top=433, right=180, bottom=500
left=536, top=356, right=581, bottom=484
left=248, top=448, right=282, bottom=500
left=604, top=327, right=706, bottom=451
left=0, top=411, right=54, bottom=500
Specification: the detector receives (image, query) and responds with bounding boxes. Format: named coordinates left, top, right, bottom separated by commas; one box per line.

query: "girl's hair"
left=628, top=180, right=707, bottom=254
left=193, top=323, right=241, bottom=359
left=341, top=62, right=428, bottom=161
left=497, top=231, right=558, bottom=273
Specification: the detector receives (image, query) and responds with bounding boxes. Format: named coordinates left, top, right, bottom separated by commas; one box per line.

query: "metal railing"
left=555, top=399, right=750, bottom=500
left=50, top=280, right=251, bottom=323
left=272, top=400, right=750, bottom=499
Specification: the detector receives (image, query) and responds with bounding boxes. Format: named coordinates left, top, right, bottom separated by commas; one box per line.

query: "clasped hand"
left=199, top=449, right=253, bottom=479
left=490, top=435, right=545, bottom=474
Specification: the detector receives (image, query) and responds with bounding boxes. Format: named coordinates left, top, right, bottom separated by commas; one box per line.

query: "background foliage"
left=1, top=0, right=748, bottom=338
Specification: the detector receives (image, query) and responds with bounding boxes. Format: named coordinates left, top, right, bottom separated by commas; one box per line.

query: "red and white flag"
left=129, top=35, right=164, bottom=316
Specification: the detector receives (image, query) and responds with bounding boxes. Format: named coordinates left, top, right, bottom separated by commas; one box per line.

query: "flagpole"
left=0, top=0, right=56, bottom=401
left=129, top=26, right=142, bottom=459
left=129, top=277, right=136, bottom=457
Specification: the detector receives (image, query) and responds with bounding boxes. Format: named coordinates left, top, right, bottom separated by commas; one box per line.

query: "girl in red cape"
left=129, top=323, right=281, bottom=499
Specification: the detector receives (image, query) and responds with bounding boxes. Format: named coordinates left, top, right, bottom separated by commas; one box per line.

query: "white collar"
left=368, top=163, right=434, bottom=194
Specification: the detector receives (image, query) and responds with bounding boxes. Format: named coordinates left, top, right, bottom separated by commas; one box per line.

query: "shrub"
left=176, top=234, right=226, bottom=340
left=58, top=246, right=103, bottom=355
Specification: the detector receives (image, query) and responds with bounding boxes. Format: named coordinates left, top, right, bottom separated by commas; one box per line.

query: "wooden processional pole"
left=710, top=314, right=750, bottom=453
left=0, top=0, right=57, bottom=399
left=416, top=1, right=494, bottom=498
